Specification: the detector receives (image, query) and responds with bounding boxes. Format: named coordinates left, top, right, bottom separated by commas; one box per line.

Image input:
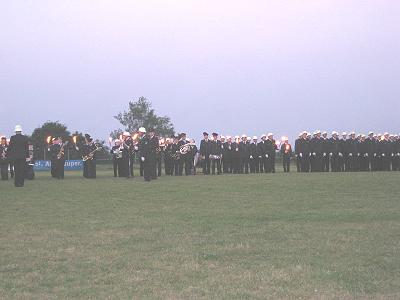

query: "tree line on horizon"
left=26, top=97, right=175, bottom=160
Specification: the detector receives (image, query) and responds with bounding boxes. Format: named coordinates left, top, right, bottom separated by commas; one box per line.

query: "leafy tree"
left=114, top=97, right=175, bottom=137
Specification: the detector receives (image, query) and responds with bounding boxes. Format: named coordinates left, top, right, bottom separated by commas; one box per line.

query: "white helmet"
left=15, top=125, right=22, bottom=132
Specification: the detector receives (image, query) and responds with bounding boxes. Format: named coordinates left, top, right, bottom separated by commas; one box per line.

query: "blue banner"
left=34, top=160, right=83, bottom=171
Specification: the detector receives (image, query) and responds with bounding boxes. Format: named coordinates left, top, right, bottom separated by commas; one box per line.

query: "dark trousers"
left=140, top=161, right=144, bottom=176
left=51, top=159, right=57, bottom=178
left=249, top=158, right=259, bottom=173
left=300, top=155, right=310, bottom=172
left=13, top=158, right=26, bottom=187
left=156, top=157, right=162, bottom=177
left=129, top=155, right=135, bottom=177
left=164, top=157, right=173, bottom=175
left=211, top=159, right=221, bottom=175
left=283, top=156, right=290, bottom=172
left=55, top=159, right=65, bottom=179
left=113, top=158, right=118, bottom=177
left=0, top=161, right=8, bottom=180
left=173, top=160, right=180, bottom=176
left=242, top=158, right=249, bottom=174
left=84, top=160, right=96, bottom=178
left=223, top=158, right=232, bottom=173
left=323, top=156, right=330, bottom=172
left=203, top=157, right=210, bottom=174
left=143, top=159, right=152, bottom=181
left=331, top=155, right=340, bottom=172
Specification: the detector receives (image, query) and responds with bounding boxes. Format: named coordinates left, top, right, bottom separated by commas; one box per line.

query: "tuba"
left=179, top=142, right=195, bottom=155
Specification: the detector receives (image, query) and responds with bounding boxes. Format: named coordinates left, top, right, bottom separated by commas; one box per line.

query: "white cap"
left=332, top=131, right=338, bottom=135
left=368, top=131, right=374, bottom=135
left=246, top=137, right=251, bottom=141
left=342, top=132, right=347, bottom=135
left=138, top=127, right=146, bottom=133
left=226, top=135, right=232, bottom=139
left=253, top=136, right=257, bottom=140
left=221, top=135, right=225, bottom=139
left=241, top=134, right=247, bottom=138
left=384, top=132, right=389, bottom=136
left=322, top=131, right=327, bottom=135
left=261, top=134, right=266, bottom=138
left=15, top=125, right=22, bottom=132
left=282, top=136, right=288, bottom=141
left=267, top=133, right=273, bottom=137
left=350, top=131, right=356, bottom=135
left=315, top=130, right=321, bottom=134
left=123, top=131, right=130, bottom=137
left=234, top=135, right=240, bottom=139
left=114, top=139, right=120, bottom=143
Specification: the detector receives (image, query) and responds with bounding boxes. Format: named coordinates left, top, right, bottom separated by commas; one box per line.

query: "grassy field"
left=1, top=166, right=400, bottom=299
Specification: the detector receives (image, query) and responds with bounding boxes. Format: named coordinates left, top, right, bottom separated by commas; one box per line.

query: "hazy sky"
left=1, top=0, right=399, bottom=142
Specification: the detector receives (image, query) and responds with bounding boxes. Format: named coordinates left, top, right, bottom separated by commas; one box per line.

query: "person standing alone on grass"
left=7, top=125, right=29, bottom=187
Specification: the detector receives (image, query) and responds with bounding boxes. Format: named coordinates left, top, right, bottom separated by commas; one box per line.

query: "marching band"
left=1, top=125, right=400, bottom=187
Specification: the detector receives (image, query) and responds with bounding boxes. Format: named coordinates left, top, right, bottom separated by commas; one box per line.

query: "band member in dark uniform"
left=330, top=131, right=341, bottom=172
left=148, top=128, right=159, bottom=179
left=156, top=137, right=165, bottom=177
left=0, top=136, right=9, bottom=180
left=110, top=139, right=122, bottom=177
left=294, top=133, right=302, bottom=172
left=321, top=132, right=330, bottom=172
left=49, top=137, right=66, bottom=179
left=249, top=136, right=259, bottom=173
left=189, top=138, right=198, bottom=175
left=257, top=134, right=267, bottom=173
left=171, top=136, right=181, bottom=176
left=164, top=138, right=174, bottom=175
left=7, top=125, right=29, bottom=187
left=280, top=137, right=292, bottom=172
left=232, top=136, right=242, bottom=174
left=297, top=132, right=310, bottom=172
left=47, top=137, right=57, bottom=178
left=79, top=134, right=98, bottom=178
left=222, top=135, right=233, bottom=174
left=178, top=133, right=191, bottom=175
left=210, top=133, right=222, bottom=175
left=200, top=132, right=211, bottom=175
left=266, top=133, right=277, bottom=173
left=241, top=135, right=250, bottom=174
left=138, top=127, right=157, bottom=181
left=119, top=132, right=131, bottom=178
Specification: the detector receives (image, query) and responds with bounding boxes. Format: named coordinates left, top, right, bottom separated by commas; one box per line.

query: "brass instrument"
left=57, top=142, right=68, bottom=159
left=82, top=145, right=102, bottom=161
left=179, top=142, right=196, bottom=155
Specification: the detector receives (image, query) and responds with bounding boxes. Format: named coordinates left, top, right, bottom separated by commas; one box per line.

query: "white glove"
left=134, top=146, right=139, bottom=151
left=323, top=153, right=326, bottom=157
left=26, top=158, right=30, bottom=162
left=75, top=147, right=79, bottom=151
left=349, top=153, right=353, bottom=157
left=329, top=153, right=333, bottom=157
left=397, top=153, right=400, bottom=156
left=236, top=148, right=238, bottom=152
left=265, top=154, right=268, bottom=158
left=365, top=153, right=368, bottom=157
left=313, top=152, right=316, bottom=156
left=374, top=153, right=377, bottom=157
left=299, top=153, right=303, bottom=158
left=250, top=155, right=253, bottom=159
left=309, top=153, right=312, bottom=157
left=357, top=153, right=360, bottom=157
left=339, top=153, right=343, bottom=157
left=391, top=153, right=394, bottom=157
left=382, top=153, right=385, bottom=157
left=141, top=157, right=145, bottom=162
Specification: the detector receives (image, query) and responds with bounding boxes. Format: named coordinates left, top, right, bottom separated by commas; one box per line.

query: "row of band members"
left=2, top=129, right=399, bottom=183
left=110, top=130, right=400, bottom=177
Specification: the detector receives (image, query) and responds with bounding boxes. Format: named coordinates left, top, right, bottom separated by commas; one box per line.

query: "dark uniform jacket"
left=7, top=134, right=29, bottom=160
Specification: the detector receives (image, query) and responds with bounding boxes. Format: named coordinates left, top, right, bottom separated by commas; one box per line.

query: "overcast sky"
left=1, top=0, right=399, bottom=142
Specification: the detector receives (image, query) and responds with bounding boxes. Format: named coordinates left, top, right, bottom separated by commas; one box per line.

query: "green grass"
left=1, top=166, right=400, bottom=299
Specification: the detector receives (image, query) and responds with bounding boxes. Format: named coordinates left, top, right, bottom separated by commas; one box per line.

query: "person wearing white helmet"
left=249, top=136, right=259, bottom=173
left=321, top=131, right=330, bottom=172
left=258, top=134, right=268, bottom=173
left=339, top=132, right=349, bottom=172
left=347, top=131, right=358, bottom=171
left=7, top=125, right=29, bottom=187
left=330, top=131, right=341, bottom=172
left=223, top=136, right=233, bottom=173
left=297, top=131, right=310, bottom=172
